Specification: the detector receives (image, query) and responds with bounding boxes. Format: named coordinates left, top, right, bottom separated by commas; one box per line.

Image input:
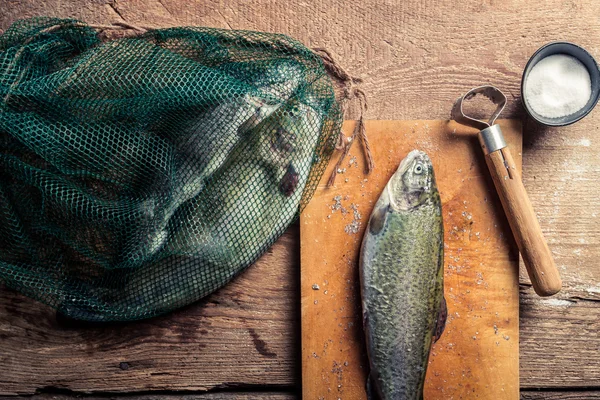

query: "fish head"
left=388, top=150, right=438, bottom=210
left=260, top=59, right=304, bottom=100
left=263, top=97, right=322, bottom=196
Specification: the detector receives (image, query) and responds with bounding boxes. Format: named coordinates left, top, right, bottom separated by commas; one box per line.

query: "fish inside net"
left=0, top=17, right=343, bottom=321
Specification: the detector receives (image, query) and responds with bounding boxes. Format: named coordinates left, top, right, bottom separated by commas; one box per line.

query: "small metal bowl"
left=521, top=41, right=600, bottom=126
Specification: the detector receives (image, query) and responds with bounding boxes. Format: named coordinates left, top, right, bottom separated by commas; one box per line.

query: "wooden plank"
left=7, top=390, right=600, bottom=400
left=300, top=120, right=521, bottom=399
left=0, top=394, right=297, bottom=400
left=520, top=284, right=600, bottom=389
left=1, top=0, right=600, bottom=392
left=6, top=391, right=600, bottom=400
left=521, top=391, right=600, bottom=400
left=520, top=117, right=600, bottom=388
left=2, top=0, right=600, bottom=123
left=0, top=229, right=299, bottom=395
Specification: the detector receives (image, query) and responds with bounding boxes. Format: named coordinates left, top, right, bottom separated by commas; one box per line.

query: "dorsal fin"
left=434, top=296, right=447, bottom=343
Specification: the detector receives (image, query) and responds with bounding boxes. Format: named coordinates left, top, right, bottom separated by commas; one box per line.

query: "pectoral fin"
left=368, top=204, right=389, bottom=235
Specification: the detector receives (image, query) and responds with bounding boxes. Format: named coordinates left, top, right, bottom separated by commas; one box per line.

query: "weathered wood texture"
left=519, top=116, right=600, bottom=389
left=301, top=120, right=521, bottom=399
left=521, top=391, right=600, bottom=400
left=1, top=0, right=600, bottom=396
left=22, top=394, right=600, bottom=400
left=8, top=393, right=600, bottom=400
left=0, top=394, right=296, bottom=400
left=5, top=391, right=600, bottom=400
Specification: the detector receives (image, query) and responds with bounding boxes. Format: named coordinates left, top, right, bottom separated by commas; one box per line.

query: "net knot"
left=312, top=48, right=374, bottom=187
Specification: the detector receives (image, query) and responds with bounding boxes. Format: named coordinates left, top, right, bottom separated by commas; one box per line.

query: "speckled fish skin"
left=360, top=150, right=445, bottom=400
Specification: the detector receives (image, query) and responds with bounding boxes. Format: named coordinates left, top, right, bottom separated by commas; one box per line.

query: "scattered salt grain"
left=524, top=54, right=591, bottom=118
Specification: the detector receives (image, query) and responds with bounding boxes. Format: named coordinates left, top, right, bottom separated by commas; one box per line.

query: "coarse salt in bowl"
left=521, top=42, right=600, bottom=126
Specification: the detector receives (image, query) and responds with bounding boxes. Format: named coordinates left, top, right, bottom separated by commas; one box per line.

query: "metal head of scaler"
left=451, top=86, right=508, bottom=155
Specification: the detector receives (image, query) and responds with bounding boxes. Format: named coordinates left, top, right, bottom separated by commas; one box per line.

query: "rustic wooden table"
left=1, top=1, right=599, bottom=399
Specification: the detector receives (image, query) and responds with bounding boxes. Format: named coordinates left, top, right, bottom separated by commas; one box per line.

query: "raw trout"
left=360, top=150, right=446, bottom=400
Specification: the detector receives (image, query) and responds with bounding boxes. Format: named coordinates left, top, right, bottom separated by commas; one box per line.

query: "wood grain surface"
left=520, top=392, right=600, bottom=400
left=1, top=0, right=600, bottom=397
left=0, top=394, right=296, bottom=400
left=301, top=120, right=521, bottom=399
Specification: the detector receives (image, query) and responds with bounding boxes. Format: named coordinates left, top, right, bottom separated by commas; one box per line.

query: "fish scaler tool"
left=452, top=85, right=561, bottom=297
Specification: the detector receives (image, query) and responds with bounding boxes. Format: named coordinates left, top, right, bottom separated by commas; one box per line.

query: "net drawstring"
left=311, top=48, right=374, bottom=187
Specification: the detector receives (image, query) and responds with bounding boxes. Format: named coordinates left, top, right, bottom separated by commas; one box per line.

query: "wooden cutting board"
left=300, top=120, right=521, bottom=399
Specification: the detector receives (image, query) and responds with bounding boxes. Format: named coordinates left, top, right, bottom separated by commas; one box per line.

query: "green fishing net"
left=0, top=17, right=341, bottom=321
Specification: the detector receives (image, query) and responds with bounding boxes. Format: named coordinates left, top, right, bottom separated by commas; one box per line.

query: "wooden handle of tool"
left=484, top=147, right=562, bottom=296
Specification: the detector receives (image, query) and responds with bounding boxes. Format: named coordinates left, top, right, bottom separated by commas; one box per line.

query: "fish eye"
left=414, top=163, right=424, bottom=175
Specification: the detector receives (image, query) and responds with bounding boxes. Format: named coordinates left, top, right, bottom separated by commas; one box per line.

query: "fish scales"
left=360, top=150, right=445, bottom=400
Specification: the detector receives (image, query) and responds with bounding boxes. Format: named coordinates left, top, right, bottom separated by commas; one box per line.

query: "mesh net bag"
left=0, top=17, right=343, bottom=321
